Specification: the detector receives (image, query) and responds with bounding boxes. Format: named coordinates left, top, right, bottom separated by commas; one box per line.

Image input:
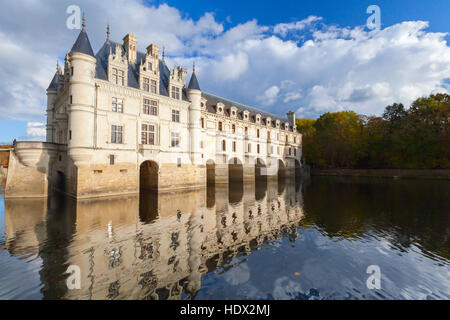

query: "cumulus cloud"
left=274, top=16, right=322, bottom=37
left=258, top=86, right=280, bottom=106
left=25, top=122, right=46, bottom=140
left=0, top=0, right=449, bottom=133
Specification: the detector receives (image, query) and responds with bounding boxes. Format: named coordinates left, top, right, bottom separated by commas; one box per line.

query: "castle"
left=5, top=19, right=303, bottom=199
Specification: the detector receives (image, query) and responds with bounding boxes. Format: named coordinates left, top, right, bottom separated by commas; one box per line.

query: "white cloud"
left=258, top=86, right=280, bottom=106
left=274, top=16, right=322, bottom=37
left=25, top=122, right=45, bottom=140
left=0, top=0, right=449, bottom=133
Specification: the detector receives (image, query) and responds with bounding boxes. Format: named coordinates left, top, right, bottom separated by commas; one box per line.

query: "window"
left=289, top=148, right=292, bottom=156
left=171, top=86, right=180, bottom=100
left=218, top=121, right=222, bottom=131
left=110, top=155, right=115, bottom=165
left=201, top=118, right=204, bottom=128
left=245, top=127, right=248, bottom=134
left=141, top=123, right=155, bottom=145
left=69, top=95, right=72, bottom=104
left=171, top=132, right=180, bottom=147
left=148, top=62, right=152, bottom=71
left=143, top=77, right=149, bottom=91
left=112, top=98, right=123, bottom=113
left=232, top=124, right=236, bottom=133
left=70, top=67, right=73, bottom=76
left=294, top=148, right=297, bottom=156
left=277, top=146, right=280, bottom=154
left=267, top=131, right=271, bottom=140
left=143, top=98, right=158, bottom=116
left=69, top=130, right=72, bottom=140
left=222, top=140, right=226, bottom=151
left=111, top=125, right=123, bottom=144
left=172, top=110, right=180, bottom=122
left=271, top=146, right=274, bottom=154
left=257, top=129, right=260, bottom=138
left=233, top=141, right=236, bottom=152
left=286, top=135, right=288, bottom=143
left=248, top=143, right=251, bottom=152
left=151, top=80, right=157, bottom=94
left=112, top=68, right=124, bottom=85
left=257, top=144, right=260, bottom=154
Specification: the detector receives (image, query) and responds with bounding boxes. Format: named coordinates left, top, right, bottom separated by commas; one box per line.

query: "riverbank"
left=311, top=169, right=450, bottom=180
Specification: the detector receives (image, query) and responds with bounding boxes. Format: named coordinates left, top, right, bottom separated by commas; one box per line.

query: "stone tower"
left=187, top=64, right=202, bottom=164
left=67, top=16, right=96, bottom=167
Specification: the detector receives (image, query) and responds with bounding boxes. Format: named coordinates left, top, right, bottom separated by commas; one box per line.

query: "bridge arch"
left=278, top=159, right=286, bottom=179
left=140, top=160, right=159, bottom=192
left=206, top=159, right=215, bottom=185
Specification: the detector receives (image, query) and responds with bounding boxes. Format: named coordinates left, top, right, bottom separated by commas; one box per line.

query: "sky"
left=0, top=0, right=449, bottom=143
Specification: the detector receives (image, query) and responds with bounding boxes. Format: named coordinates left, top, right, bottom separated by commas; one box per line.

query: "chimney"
left=146, top=44, right=159, bottom=59
left=123, top=33, right=137, bottom=64
left=287, top=110, right=296, bottom=126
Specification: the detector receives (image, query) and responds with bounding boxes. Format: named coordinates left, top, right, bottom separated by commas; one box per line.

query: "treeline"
left=296, top=93, right=450, bottom=169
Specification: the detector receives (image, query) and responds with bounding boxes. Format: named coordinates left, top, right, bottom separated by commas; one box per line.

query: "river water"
left=0, top=176, right=448, bottom=300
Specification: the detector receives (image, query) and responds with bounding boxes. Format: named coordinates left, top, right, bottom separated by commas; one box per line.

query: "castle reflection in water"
left=4, top=177, right=304, bottom=299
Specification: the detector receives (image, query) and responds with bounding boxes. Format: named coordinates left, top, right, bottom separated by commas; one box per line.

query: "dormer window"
left=217, top=103, right=225, bottom=115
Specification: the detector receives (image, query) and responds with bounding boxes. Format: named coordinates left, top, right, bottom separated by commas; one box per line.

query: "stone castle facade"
left=5, top=20, right=303, bottom=199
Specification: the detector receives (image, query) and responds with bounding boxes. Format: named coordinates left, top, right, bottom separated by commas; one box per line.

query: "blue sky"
left=157, top=0, right=449, bottom=36
left=0, top=0, right=449, bottom=143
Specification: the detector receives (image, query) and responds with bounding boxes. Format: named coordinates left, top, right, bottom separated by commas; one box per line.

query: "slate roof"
left=68, top=31, right=291, bottom=124
left=202, top=92, right=290, bottom=124
left=47, top=72, right=58, bottom=90
left=188, top=71, right=201, bottom=90
left=94, top=40, right=188, bottom=101
left=71, top=29, right=95, bottom=57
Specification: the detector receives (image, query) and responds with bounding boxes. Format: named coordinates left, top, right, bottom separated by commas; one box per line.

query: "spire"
left=82, top=12, right=86, bottom=32
left=106, top=22, right=110, bottom=42
left=188, top=63, right=200, bottom=90
left=70, top=13, right=95, bottom=57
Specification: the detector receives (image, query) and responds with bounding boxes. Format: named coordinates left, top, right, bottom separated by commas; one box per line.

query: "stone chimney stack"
left=146, top=44, right=159, bottom=59
left=287, top=110, right=296, bottom=126
left=123, top=33, right=137, bottom=64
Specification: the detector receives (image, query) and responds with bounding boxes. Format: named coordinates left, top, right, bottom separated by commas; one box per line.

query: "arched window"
left=222, top=140, right=226, bottom=151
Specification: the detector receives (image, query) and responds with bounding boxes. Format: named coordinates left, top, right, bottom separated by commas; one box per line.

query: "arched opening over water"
left=295, top=159, right=301, bottom=178
left=228, top=157, right=243, bottom=183
left=139, top=160, right=159, bottom=223
left=140, top=160, right=159, bottom=193
left=206, top=159, right=215, bottom=186
left=278, top=159, right=286, bottom=179
left=255, top=158, right=266, bottom=181
left=255, top=158, right=267, bottom=200
left=228, top=157, right=243, bottom=203
left=55, top=171, right=66, bottom=194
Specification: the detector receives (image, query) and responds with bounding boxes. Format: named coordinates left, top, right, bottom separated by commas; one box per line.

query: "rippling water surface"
left=0, top=176, right=449, bottom=300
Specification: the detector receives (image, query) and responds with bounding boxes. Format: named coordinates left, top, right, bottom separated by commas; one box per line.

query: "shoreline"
left=311, top=169, right=450, bottom=180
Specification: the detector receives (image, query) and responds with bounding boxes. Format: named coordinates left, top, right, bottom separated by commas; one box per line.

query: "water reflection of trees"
left=301, top=176, right=450, bottom=259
